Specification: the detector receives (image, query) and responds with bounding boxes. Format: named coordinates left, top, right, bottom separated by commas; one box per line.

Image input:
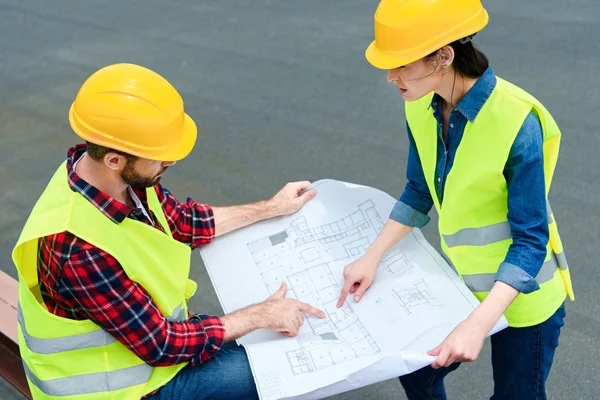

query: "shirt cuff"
left=495, top=262, right=540, bottom=294
left=186, top=198, right=216, bottom=249
left=389, top=200, right=430, bottom=228
left=190, top=314, right=226, bottom=364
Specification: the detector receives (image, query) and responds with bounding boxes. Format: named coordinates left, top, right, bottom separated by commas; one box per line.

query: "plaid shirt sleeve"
left=56, top=241, right=225, bottom=367
left=155, top=185, right=215, bottom=249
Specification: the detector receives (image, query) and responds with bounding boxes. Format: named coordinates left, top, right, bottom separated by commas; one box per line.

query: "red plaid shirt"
left=37, top=145, right=225, bottom=389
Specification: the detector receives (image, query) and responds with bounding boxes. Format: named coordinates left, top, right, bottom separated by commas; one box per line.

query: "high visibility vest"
left=12, top=161, right=198, bottom=399
left=405, top=77, right=574, bottom=327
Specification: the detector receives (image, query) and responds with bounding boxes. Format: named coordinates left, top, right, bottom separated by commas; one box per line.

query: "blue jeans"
left=147, top=342, right=259, bottom=400
left=399, top=304, right=566, bottom=400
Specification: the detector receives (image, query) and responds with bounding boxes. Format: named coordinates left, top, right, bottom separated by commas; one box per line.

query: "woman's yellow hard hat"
left=366, top=0, right=489, bottom=70
left=69, top=63, right=197, bottom=161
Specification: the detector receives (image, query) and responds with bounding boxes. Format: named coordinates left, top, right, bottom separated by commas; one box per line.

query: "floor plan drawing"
left=254, top=200, right=383, bottom=265
left=392, top=279, right=444, bottom=316
left=256, top=372, right=284, bottom=400
left=374, top=296, right=402, bottom=323
left=247, top=201, right=385, bottom=376
left=285, top=338, right=357, bottom=375
left=381, top=248, right=413, bottom=277
left=247, top=200, right=389, bottom=299
left=285, top=322, right=379, bottom=376
left=201, top=179, right=509, bottom=400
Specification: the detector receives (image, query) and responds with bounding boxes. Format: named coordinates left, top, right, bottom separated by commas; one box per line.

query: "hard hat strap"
left=458, top=33, right=476, bottom=45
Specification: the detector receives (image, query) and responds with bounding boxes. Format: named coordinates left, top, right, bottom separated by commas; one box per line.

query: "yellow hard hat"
left=69, top=63, right=197, bottom=161
left=365, top=0, right=489, bottom=70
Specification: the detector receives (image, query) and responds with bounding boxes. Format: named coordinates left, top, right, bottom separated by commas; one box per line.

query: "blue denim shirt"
left=390, top=67, right=549, bottom=294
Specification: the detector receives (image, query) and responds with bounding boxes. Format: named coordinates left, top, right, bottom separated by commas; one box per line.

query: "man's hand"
left=221, top=282, right=325, bottom=342
left=259, top=283, right=326, bottom=337
left=337, top=255, right=379, bottom=307
left=269, top=181, right=316, bottom=217
left=428, top=318, right=487, bottom=369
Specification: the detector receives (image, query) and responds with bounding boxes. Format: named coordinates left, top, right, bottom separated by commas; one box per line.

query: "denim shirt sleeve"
left=495, top=111, right=550, bottom=294
left=389, top=122, right=434, bottom=228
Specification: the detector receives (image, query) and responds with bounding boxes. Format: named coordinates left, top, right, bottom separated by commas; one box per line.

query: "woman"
left=337, top=0, right=574, bottom=398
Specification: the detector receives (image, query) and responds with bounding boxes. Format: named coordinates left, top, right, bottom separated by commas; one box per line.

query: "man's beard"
left=121, top=162, right=166, bottom=189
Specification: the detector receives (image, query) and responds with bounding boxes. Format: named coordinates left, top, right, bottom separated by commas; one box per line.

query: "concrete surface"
left=0, top=0, right=598, bottom=398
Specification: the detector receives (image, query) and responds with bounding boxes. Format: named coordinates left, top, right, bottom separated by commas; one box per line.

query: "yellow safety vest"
left=12, top=161, right=198, bottom=399
left=405, top=77, right=574, bottom=328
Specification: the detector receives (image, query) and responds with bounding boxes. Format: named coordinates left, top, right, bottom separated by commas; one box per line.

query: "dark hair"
left=85, top=141, right=137, bottom=162
left=428, top=38, right=489, bottom=79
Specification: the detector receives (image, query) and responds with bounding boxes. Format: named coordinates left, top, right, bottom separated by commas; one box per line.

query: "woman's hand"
left=428, top=318, right=487, bottom=368
left=337, top=254, right=380, bottom=307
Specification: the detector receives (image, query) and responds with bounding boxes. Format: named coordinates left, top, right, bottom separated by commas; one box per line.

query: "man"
left=13, top=63, right=325, bottom=400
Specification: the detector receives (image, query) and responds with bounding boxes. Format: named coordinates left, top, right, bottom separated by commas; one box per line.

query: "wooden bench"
left=0, top=269, right=32, bottom=398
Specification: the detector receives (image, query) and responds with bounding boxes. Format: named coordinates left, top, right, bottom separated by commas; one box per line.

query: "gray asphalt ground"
left=1, top=0, right=598, bottom=398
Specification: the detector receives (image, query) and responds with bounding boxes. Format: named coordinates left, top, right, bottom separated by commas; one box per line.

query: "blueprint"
left=200, top=180, right=508, bottom=400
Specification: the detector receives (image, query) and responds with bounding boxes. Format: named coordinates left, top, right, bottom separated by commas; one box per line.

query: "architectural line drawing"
left=300, top=247, right=321, bottom=263
left=202, top=179, right=510, bottom=399
left=381, top=248, right=413, bottom=277
left=247, top=202, right=386, bottom=375
left=256, top=372, right=284, bottom=400
left=285, top=330, right=379, bottom=375
left=392, top=279, right=444, bottom=316
left=374, top=296, right=401, bottom=323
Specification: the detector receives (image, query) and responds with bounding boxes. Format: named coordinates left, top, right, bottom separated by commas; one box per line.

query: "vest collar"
left=429, top=66, right=497, bottom=123
left=66, top=144, right=137, bottom=224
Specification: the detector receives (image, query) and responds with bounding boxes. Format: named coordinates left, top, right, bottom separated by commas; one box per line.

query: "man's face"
left=121, top=158, right=175, bottom=188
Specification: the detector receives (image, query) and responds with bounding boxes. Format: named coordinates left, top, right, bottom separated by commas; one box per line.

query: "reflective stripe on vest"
left=22, top=359, right=151, bottom=396
left=444, top=199, right=556, bottom=248
left=17, top=307, right=116, bottom=354
left=18, top=302, right=184, bottom=354
left=555, top=250, right=568, bottom=270
left=547, top=199, right=554, bottom=224
left=443, top=221, right=511, bottom=248
left=166, top=302, right=187, bottom=322
left=462, top=251, right=567, bottom=293
left=18, top=299, right=183, bottom=396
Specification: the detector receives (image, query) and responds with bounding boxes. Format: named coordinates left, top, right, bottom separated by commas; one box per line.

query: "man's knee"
left=208, top=344, right=258, bottom=399
left=162, top=344, right=258, bottom=400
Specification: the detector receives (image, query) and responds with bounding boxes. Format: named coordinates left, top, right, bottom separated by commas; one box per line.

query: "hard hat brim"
left=365, top=41, right=426, bottom=70
left=157, top=113, right=197, bottom=162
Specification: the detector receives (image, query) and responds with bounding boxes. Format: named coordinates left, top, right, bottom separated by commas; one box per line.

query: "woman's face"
left=387, top=56, right=446, bottom=102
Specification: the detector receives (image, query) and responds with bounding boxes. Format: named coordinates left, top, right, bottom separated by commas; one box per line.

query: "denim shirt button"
left=450, top=123, right=455, bottom=128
